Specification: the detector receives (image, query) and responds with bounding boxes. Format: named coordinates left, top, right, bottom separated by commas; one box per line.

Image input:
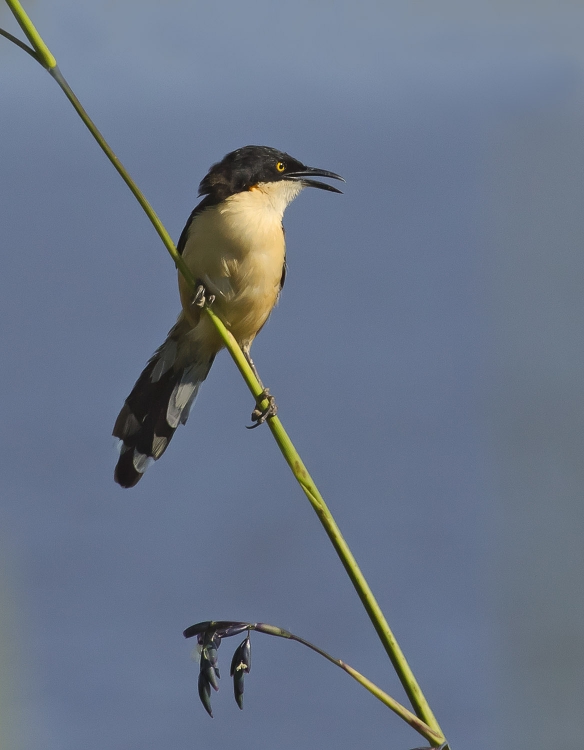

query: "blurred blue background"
left=1, top=2, right=583, bottom=749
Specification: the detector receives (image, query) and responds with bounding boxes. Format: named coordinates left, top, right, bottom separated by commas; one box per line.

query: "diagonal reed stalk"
left=1, top=2, right=448, bottom=746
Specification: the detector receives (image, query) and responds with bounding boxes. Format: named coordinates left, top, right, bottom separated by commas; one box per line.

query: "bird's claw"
left=246, top=389, right=277, bottom=429
left=193, top=284, right=215, bottom=308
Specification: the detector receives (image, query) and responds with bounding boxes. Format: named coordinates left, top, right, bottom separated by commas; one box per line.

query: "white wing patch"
left=132, top=450, right=153, bottom=475
left=151, top=434, right=168, bottom=458
left=150, top=338, right=178, bottom=382
left=166, top=364, right=201, bottom=429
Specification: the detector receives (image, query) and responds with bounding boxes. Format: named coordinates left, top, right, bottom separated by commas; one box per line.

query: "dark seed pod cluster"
left=184, top=621, right=252, bottom=717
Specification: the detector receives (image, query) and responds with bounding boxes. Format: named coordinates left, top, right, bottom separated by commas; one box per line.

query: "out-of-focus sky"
left=1, top=2, right=583, bottom=749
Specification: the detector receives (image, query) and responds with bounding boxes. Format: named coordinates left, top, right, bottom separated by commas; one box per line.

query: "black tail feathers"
left=113, top=339, right=214, bottom=488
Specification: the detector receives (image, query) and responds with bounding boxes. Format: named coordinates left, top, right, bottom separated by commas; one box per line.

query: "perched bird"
left=113, top=145, right=343, bottom=487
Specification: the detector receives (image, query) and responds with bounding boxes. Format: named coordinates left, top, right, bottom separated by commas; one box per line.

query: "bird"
left=113, top=145, right=344, bottom=488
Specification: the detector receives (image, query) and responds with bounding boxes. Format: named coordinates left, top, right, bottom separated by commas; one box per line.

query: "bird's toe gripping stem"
left=192, top=283, right=215, bottom=308
left=246, top=389, right=278, bottom=429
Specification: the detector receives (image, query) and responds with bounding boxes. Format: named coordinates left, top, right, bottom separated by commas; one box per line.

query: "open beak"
left=287, top=166, right=345, bottom=193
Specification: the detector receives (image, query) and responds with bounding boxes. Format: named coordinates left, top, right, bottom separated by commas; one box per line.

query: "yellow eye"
left=276, top=161, right=286, bottom=173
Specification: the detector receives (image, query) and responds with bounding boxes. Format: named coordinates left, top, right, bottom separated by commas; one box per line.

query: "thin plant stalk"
left=253, top=623, right=445, bottom=746
left=1, top=3, right=447, bottom=745
left=205, top=307, right=444, bottom=737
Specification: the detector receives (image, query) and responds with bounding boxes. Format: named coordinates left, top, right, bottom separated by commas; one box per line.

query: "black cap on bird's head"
left=198, top=145, right=344, bottom=202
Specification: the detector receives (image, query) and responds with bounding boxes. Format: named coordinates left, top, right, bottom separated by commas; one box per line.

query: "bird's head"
left=198, top=145, right=344, bottom=202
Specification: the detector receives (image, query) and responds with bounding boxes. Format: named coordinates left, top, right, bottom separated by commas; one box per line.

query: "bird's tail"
left=113, top=323, right=215, bottom=488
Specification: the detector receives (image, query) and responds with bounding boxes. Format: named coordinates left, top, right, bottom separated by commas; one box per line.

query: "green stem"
left=48, top=67, right=198, bottom=291
left=253, top=623, right=444, bottom=746
left=4, top=0, right=55, bottom=68
left=2, top=4, right=446, bottom=745
left=204, top=310, right=444, bottom=741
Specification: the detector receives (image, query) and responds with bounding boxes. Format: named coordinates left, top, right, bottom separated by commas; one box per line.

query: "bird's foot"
left=192, top=284, right=215, bottom=308
left=246, top=389, right=278, bottom=429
